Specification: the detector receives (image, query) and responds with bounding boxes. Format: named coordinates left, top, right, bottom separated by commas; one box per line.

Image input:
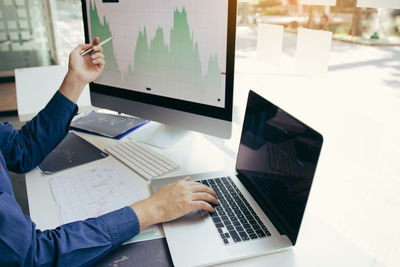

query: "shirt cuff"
left=98, top=206, right=140, bottom=250
left=43, top=91, right=78, bottom=120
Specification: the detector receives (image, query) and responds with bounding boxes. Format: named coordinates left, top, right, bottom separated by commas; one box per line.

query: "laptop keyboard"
left=199, top=177, right=271, bottom=245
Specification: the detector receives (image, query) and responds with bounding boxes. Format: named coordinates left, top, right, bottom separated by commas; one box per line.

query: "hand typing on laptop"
left=130, top=178, right=219, bottom=231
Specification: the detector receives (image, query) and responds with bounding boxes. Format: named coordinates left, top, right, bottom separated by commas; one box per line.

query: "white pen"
left=80, top=36, right=113, bottom=56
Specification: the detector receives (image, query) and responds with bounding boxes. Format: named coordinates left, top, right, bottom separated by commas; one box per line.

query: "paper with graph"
left=49, top=164, right=163, bottom=243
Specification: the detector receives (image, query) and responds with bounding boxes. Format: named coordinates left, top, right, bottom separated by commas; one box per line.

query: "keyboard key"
left=236, top=210, right=244, bottom=216
left=201, top=180, right=209, bottom=186
left=229, top=231, right=241, bottom=242
left=249, top=220, right=257, bottom=226
left=256, top=230, right=266, bottom=237
left=243, top=223, right=251, bottom=228
left=240, top=207, right=250, bottom=214
left=233, top=221, right=241, bottom=227
left=212, top=217, right=222, bottom=223
left=224, top=233, right=230, bottom=238
left=218, top=228, right=223, bottom=234
left=223, top=220, right=232, bottom=226
left=249, top=233, right=258, bottom=239
left=227, top=225, right=234, bottom=231
left=223, top=239, right=229, bottom=244
left=235, top=226, right=244, bottom=232
left=266, top=231, right=271, bottom=236
left=245, top=228, right=255, bottom=234
left=234, top=211, right=242, bottom=217
left=220, top=233, right=225, bottom=239
left=215, top=223, right=224, bottom=228
left=239, top=231, right=250, bottom=241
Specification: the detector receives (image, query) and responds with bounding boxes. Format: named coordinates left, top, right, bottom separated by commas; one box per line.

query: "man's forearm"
left=130, top=199, right=159, bottom=231
left=58, top=72, right=86, bottom=104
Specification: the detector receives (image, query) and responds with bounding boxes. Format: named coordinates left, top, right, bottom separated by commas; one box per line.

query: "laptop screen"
left=236, top=90, right=323, bottom=245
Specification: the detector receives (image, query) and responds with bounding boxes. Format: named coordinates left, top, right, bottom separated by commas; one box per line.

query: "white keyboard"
left=105, top=140, right=179, bottom=180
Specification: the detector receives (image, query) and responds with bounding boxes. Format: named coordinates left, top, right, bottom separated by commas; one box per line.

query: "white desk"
left=26, top=127, right=234, bottom=231
left=25, top=123, right=384, bottom=267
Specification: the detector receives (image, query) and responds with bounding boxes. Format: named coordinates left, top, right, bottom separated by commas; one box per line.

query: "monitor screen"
left=81, top=0, right=235, bottom=122
left=236, top=90, right=323, bottom=245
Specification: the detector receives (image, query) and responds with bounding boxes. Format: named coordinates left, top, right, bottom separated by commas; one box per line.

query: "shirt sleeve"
left=0, top=91, right=78, bottom=174
left=0, top=190, right=140, bottom=266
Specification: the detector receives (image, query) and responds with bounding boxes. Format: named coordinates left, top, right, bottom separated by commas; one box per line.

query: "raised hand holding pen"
left=80, top=36, right=112, bottom=56
left=59, top=37, right=105, bottom=103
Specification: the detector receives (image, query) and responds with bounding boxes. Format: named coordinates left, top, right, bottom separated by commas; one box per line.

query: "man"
left=0, top=38, right=218, bottom=266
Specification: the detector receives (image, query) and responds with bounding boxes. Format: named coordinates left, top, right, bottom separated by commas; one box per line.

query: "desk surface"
left=26, top=123, right=383, bottom=267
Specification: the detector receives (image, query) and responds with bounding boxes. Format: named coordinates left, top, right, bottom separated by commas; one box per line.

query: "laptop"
left=151, top=90, right=323, bottom=267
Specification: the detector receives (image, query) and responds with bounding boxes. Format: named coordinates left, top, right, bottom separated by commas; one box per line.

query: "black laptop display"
left=236, top=90, right=323, bottom=245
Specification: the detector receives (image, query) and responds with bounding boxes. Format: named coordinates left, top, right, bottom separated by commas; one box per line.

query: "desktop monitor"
left=81, top=0, right=236, bottom=144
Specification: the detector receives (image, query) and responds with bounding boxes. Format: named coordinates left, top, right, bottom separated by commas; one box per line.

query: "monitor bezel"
left=81, top=0, right=236, bottom=122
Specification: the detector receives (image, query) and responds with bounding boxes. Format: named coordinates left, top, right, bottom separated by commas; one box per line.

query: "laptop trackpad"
left=171, top=209, right=207, bottom=226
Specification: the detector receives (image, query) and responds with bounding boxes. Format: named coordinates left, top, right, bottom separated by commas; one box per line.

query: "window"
left=0, top=0, right=54, bottom=78
left=233, top=1, right=400, bottom=266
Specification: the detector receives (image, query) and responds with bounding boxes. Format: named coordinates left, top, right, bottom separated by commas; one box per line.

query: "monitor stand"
left=131, top=121, right=190, bottom=149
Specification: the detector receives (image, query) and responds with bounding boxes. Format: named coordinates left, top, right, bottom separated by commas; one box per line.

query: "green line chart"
left=86, top=0, right=228, bottom=107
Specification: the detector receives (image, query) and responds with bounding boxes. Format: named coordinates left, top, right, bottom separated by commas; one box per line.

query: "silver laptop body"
left=151, top=90, right=323, bottom=266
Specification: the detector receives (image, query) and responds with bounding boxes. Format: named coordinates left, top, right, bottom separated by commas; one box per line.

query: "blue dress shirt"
left=0, top=92, right=140, bottom=266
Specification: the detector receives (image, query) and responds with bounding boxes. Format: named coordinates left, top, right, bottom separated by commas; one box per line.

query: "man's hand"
left=130, top=178, right=219, bottom=231
left=68, top=37, right=105, bottom=85
left=59, top=37, right=105, bottom=103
